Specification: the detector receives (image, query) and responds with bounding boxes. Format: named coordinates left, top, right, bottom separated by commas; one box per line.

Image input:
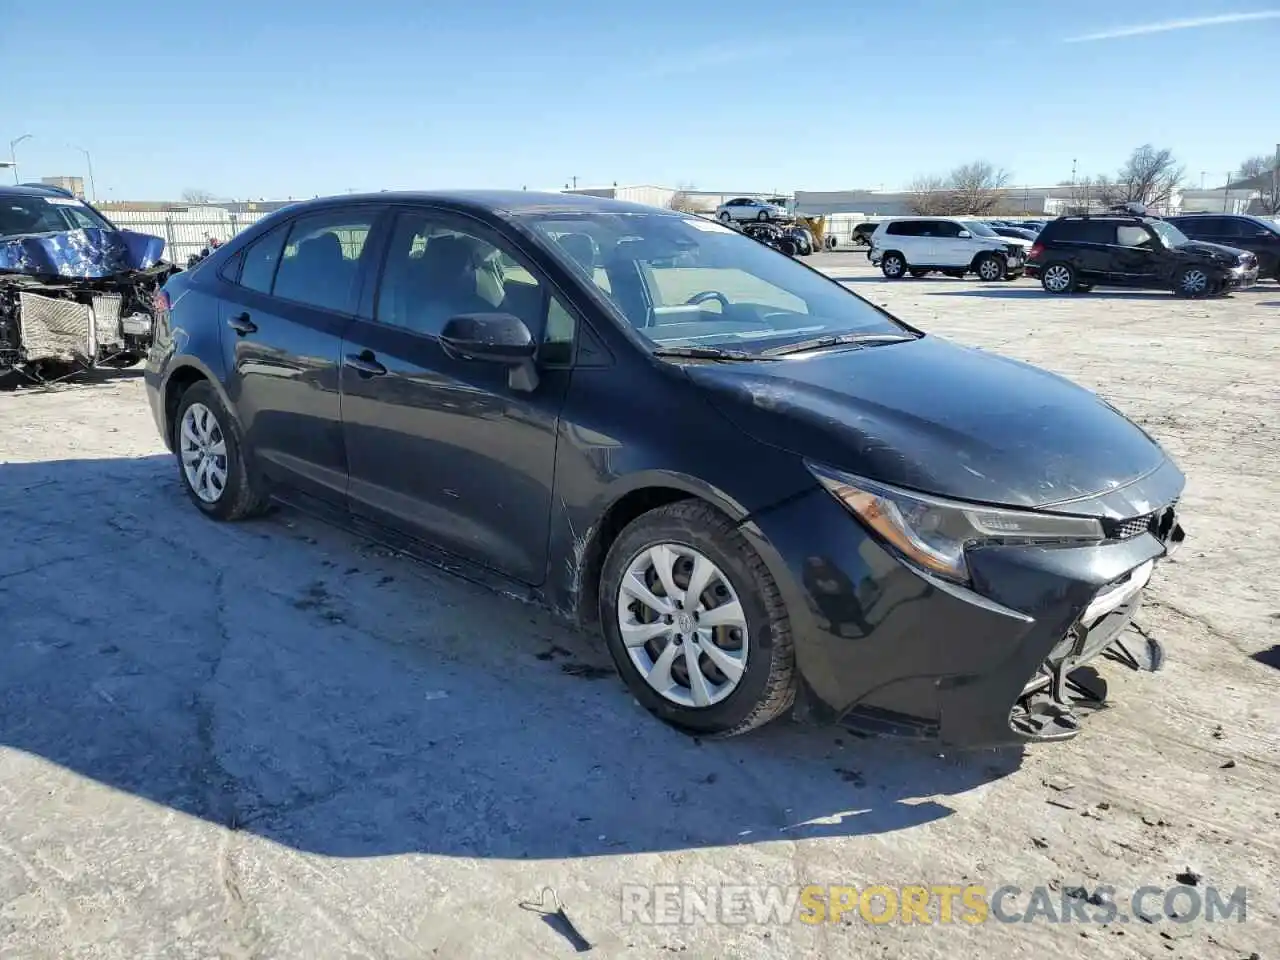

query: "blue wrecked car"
left=0, top=183, right=177, bottom=380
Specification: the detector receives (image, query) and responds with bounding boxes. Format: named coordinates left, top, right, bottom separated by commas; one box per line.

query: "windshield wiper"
left=651, top=346, right=779, bottom=362
left=760, top=332, right=917, bottom=358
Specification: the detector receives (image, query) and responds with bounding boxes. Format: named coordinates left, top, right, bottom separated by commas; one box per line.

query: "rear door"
left=338, top=205, right=577, bottom=584
left=1060, top=220, right=1117, bottom=282
left=216, top=204, right=383, bottom=504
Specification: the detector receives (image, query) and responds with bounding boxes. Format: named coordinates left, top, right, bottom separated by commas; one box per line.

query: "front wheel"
left=599, top=500, right=796, bottom=737
left=975, top=253, right=1004, bottom=282
left=173, top=381, right=270, bottom=521
left=880, top=252, right=906, bottom=279
left=719, top=211, right=733, bottom=223
left=1174, top=266, right=1211, bottom=298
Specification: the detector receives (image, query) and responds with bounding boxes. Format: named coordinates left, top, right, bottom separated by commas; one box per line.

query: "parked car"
left=716, top=197, right=787, bottom=223
left=869, top=216, right=1028, bottom=280
left=991, top=225, right=1040, bottom=243
left=851, top=221, right=879, bottom=246
left=1026, top=213, right=1259, bottom=296
left=147, top=189, right=1186, bottom=747
left=783, top=224, right=816, bottom=256
left=0, top=183, right=176, bottom=381
left=1162, top=212, right=1280, bottom=282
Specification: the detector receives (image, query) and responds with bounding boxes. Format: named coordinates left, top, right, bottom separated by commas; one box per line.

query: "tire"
left=1040, top=261, right=1076, bottom=294
left=908, top=268, right=931, bottom=278
left=598, top=500, right=796, bottom=737
left=880, top=251, right=906, bottom=279
left=757, top=210, right=769, bottom=221
left=975, top=253, right=1004, bottom=282
left=719, top=211, right=732, bottom=223
left=1173, top=266, right=1211, bottom=298
left=172, top=380, right=270, bottom=521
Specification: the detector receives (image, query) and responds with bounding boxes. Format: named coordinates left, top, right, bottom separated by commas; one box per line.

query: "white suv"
left=716, top=197, right=788, bottom=223
left=868, top=217, right=1030, bottom=281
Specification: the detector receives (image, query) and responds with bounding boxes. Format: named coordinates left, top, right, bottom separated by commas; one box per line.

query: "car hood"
left=1174, top=239, right=1249, bottom=264
left=0, top=227, right=166, bottom=279
left=686, top=335, right=1173, bottom=512
left=1002, top=236, right=1033, bottom=248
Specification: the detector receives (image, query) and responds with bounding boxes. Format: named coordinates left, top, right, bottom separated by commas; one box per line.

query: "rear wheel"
left=719, top=211, right=732, bottom=223
left=1041, top=262, right=1076, bottom=294
left=173, top=381, right=270, bottom=521
left=880, top=252, right=906, bottom=279
left=599, top=500, right=796, bottom=737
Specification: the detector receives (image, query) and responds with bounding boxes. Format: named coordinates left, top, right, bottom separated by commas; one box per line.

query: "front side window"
left=520, top=211, right=908, bottom=355
left=376, top=210, right=573, bottom=361
left=933, top=220, right=963, bottom=238
left=1117, top=225, right=1156, bottom=248
left=1147, top=220, right=1188, bottom=248
left=960, top=220, right=998, bottom=238
left=272, top=210, right=376, bottom=313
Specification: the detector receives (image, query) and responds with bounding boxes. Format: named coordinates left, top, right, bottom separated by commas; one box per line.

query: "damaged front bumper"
left=744, top=469, right=1188, bottom=749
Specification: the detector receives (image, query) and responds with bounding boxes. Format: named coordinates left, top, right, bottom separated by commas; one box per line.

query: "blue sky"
left=2, top=0, right=1277, bottom=200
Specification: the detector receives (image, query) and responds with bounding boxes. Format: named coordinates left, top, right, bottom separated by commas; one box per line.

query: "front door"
left=217, top=205, right=382, bottom=504
left=339, top=206, right=577, bottom=584
left=1113, top=224, right=1163, bottom=286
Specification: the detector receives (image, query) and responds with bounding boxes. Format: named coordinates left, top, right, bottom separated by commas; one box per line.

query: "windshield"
left=1149, top=220, right=1190, bottom=247
left=0, top=195, right=114, bottom=238
left=519, top=212, right=909, bottom=354
left=961, top=220, right=999, bottom=238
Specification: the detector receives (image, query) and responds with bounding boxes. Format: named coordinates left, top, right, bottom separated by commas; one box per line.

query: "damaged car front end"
left=0, top=186, right=176, bottom=382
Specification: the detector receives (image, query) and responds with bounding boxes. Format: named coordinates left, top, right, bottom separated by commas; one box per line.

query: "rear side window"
left=238, top=222, right=289, bottom=293
left=1173, top=216, right=1222, bottom=237
left=1051, top=220, right=1115, bottom=244
left=886, top=221, right=919, bottom=236
left=272, top=210, right=377, bottom=313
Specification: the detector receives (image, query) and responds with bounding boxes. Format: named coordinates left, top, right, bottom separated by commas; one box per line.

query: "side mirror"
left=957, top=229, right=971, bottom=239
left=439, top=312, right=535, bottom=364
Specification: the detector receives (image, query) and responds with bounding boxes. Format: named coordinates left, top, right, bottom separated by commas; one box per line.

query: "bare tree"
left=1112, top=145, right=1184, bottom=212
left=906, top=162, right=1012, bottom=215
left=180, top=188, right=217, bottom=204
left=905, top=174, right=952, bottom=215
left=947, top=161, right=1011, bottom=215
left=1238, top=153, right=1280, bottom=214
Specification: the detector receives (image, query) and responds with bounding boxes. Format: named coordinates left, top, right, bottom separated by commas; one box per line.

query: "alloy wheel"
left=978, top=257, right=1003, bottom=281
left=616, top=543, right=748, bottom=708
left=1180, top=269, right=1208, bottom=295
left=1043, top=264, right=1072, bottom=292
left=180, top=402, right=229, bottom=503
left=883, top=255, right=903, bottom=277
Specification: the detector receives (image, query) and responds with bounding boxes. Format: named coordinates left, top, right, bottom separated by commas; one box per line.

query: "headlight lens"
left=808, top=463, right=1105, bottom=583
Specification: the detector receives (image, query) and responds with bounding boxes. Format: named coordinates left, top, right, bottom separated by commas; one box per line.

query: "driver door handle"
left=343, top=351, right=387, bottom=377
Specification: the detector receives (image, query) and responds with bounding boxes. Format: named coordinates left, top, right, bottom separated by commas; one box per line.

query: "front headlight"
left=807, top=463, right=1104, bottom=583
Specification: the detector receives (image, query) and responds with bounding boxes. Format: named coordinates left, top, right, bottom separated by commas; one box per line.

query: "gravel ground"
left=1, top=254, right=1277, bottom=959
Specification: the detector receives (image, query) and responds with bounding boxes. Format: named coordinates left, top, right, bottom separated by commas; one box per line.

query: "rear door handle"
left=343, top=352, right=387, bottom=377
left=227, top=313, right=257, bottom=336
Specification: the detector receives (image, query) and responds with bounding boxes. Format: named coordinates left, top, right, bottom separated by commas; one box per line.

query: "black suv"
left=1162, top=213, right=1280, bottom=281
left=1026, top=212, right=1259, bottom=297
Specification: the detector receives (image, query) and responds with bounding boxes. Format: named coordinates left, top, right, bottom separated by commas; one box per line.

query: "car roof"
left=266, top=189, right=678, bottom=220
left=0, top=183, right=81, bottom=199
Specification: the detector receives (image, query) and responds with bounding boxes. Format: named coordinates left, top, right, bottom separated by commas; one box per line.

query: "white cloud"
left=1065, top=10, right=1280, bottom=42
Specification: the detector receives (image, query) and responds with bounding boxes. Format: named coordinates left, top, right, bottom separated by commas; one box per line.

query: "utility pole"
left=70, top=144, right=96, bottom=201
left=1071, top=158, right=1077, bottom=185
left=9, top=133, right=31, bottom=184
left=1273, top=142, right=1279, bottom=213
left=1200, top=171, right=1206, bottom=189
left=1224, top=172, right=1232, bottom=212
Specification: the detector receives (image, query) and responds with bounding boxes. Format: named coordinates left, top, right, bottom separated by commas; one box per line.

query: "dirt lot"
left=1, top=255, right=1277, bottom=959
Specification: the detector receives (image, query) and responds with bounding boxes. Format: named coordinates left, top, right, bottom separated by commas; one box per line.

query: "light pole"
left=8, top=133, right=32, bottom=184
left=70, top=144, right=96, bottom=201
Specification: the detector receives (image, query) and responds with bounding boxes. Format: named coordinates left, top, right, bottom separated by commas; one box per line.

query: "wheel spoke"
left=684, top=643, right=713, bottom=707
left=621, top=570, right=674, bottom=617
left=646, top=639, right=680, bottom=693
left=647, top=544, right=684, bottom=606
left=699, top=599, right=744, bottom=629
left=181, top=446, right=202, bottom=466
left=181, top=418, right=201, bottom=448
left=620, top=618, right=670, bottom=647
left=685, top=555, right=715, bottom=610
left=208, top=437, right=227, bottom=458
left=195, top=458, right=210, bottom=496
left=700, top=634, right=746, bottom=683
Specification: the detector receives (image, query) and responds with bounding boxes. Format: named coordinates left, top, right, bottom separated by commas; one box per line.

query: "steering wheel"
left=685, top=290, right=731, bottom=311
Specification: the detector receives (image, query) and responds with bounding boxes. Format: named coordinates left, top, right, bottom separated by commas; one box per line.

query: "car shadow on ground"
left=0, top=366, right=144, bottom=392
left=1251, top=644, right=1280, bottom=670
left=0, top=455, right=1022, bottom=861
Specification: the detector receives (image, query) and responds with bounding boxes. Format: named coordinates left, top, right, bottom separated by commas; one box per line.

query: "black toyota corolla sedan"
left=144, top=190, right=1186, bottom=748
